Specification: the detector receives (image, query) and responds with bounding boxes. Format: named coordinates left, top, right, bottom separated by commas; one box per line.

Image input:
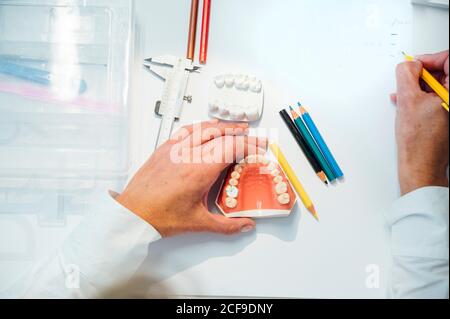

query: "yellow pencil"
left=403, top=52, right=449, bottom=112
left=270, top=143, right=319, bottom=221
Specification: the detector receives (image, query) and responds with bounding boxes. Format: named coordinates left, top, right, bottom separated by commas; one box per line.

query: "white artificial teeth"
left=260, top=157, right=270, bottom=165
left=234, top=74, right=245, bottom=84
left=229, top=107, right=246, bottom=121
left=234, top=165, right=243, bottom=173
left=229, top=178, right=239, bottom=186
left=219, top=107, right=230, bottom=116
left=273, top=176, right=283, bottom=184
left=250, top=80, right=262, bottom=93
left=256, top=155, right=267, bottom=164
left=245, top=106, right=260, bottom=122
left=267, top=162, right=276, bottom=172
left=246, top=155, right=257, bottom=164
left=277, top=193, right=291, bottom=205
left=238, top=81, right=250, bottom=91
left=231, top=171, right=241, bottom=180
left=209, top=101, right=219, bottom=113
left=239, top=159, right=246, bottom=165
left=275, top=182, right=288, bottom=195
left=225, top=75, right=235, bottom=87
left=214, top=76, right=225, bottom=89
left=226, top=197, right=238, bottom=208
left=226, top=185, right=239, bottom=198
left=271, top=169, right=280, bottom=177
left=235, top=75, right=249, bottom=91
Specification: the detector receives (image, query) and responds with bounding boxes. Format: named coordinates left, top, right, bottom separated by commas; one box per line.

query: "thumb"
left=203, top=213, right=256, bottom=235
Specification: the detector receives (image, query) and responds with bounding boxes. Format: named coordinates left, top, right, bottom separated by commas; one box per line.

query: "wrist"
left=399, top=166, right=449, bottom=196
left=116, top=192, right=154, bottom=225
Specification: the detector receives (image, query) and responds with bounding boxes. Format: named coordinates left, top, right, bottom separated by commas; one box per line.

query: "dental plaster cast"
left=216, top=155, right=297, bottom=218
left=209, top=74, right=264, bottom=122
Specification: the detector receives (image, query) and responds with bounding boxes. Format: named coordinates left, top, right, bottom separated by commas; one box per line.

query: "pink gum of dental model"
left=216, top=156, right=297, bottom=219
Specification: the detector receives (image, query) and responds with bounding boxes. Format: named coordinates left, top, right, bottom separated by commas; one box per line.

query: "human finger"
left=201, top=135, right=268, bottom=172
left=417, top=51, right=449, bottom=74
left=202, top=211, right=256, bottom=235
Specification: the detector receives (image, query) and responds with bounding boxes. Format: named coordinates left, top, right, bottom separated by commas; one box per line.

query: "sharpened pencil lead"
left=317, top=172, right=328, bottom=185
left=300, top=106, right=308, bottom=115
left=309, top=206, right=320, bottom=222
left=289, top=106, right=299, bottom=119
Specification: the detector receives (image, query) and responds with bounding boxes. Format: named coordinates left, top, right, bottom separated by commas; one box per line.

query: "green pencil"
left=289, top=106, right=336, bottom=182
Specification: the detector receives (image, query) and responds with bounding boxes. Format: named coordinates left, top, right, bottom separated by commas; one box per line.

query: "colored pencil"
left=299, top=105, right=344, bottom=179
left=290, top=106, right=336, bottom=182
left=187, top=0, right=200, bottom=61
left=403, top=52, right=449, bottom=112
left=199, top=0, right=211, bottom=64
left=270, top=143, right=319, bottom=221
left=279, top=109, right=328, bottom=185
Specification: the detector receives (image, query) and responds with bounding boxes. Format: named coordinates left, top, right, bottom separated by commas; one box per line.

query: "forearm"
left=16, top=193, right=161, bottom=299
left=386, top=187, right=449, bottom=299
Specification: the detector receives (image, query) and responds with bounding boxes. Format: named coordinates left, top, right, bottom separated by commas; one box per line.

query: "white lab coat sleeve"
left=386, top=187, right=449, bottom=299
left=19, top=192, right=161, bottom=299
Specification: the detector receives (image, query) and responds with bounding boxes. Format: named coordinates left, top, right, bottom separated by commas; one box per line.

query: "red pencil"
left=199, top=0, right=211, bottom=64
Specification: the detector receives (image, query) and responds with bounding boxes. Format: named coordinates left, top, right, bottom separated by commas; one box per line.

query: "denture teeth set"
left=210, top=73, right=295, bottom=218
left=216, top=154, right=297, bottom=219
left=209, top=74, right=264, bottom=122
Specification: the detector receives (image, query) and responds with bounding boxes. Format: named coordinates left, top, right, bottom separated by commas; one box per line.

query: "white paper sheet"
left=132, top=0, right=416, bottom=298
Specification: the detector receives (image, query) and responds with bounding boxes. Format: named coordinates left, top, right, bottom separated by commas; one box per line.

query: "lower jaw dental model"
left=216, top=155, right=297, bottom=218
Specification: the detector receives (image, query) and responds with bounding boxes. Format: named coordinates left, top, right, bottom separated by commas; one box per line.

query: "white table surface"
left=0, top=0, right=448, bottom=299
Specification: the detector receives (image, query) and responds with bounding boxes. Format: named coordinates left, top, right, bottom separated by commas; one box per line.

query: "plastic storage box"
left=0, top=0, right=133, bottom=225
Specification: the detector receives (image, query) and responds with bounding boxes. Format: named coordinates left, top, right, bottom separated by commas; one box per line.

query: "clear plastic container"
left=0, top=0, right=133, bottom=225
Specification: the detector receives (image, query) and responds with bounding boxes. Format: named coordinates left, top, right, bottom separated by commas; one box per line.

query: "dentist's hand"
left=392, top=51, right=449, bottom=196
left=116, top=120, right=268, bottom=238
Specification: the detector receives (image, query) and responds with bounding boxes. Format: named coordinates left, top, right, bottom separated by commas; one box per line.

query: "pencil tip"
left=318, top=172, right=328, bottom=185
left=309, top=207, right=319, bottom=222
left=289, top=106, right=294, bottom=111
left=297, top=102, right=302, bottom=107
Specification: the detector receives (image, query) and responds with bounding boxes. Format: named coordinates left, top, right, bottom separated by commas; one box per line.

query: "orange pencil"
left=187, top=0, right=200, bottom=61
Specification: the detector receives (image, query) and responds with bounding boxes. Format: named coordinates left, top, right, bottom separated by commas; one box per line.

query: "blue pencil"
left=298, top=103, right=344, bottom=179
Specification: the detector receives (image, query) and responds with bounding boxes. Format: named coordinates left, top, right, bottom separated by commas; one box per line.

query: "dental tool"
left=143, top=55, right=200, bottom=149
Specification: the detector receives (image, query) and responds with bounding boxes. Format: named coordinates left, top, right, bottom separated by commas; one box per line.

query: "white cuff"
left=60, top=192, right=161, bottom=291
left=386, top=187, right=449, bottom=260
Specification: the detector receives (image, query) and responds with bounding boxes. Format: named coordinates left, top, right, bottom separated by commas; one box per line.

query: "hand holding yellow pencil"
left=403, top=52, right=449, bottom=112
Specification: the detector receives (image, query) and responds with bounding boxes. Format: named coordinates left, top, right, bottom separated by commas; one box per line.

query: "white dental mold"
left=209, top=74, right=264, bottom=123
